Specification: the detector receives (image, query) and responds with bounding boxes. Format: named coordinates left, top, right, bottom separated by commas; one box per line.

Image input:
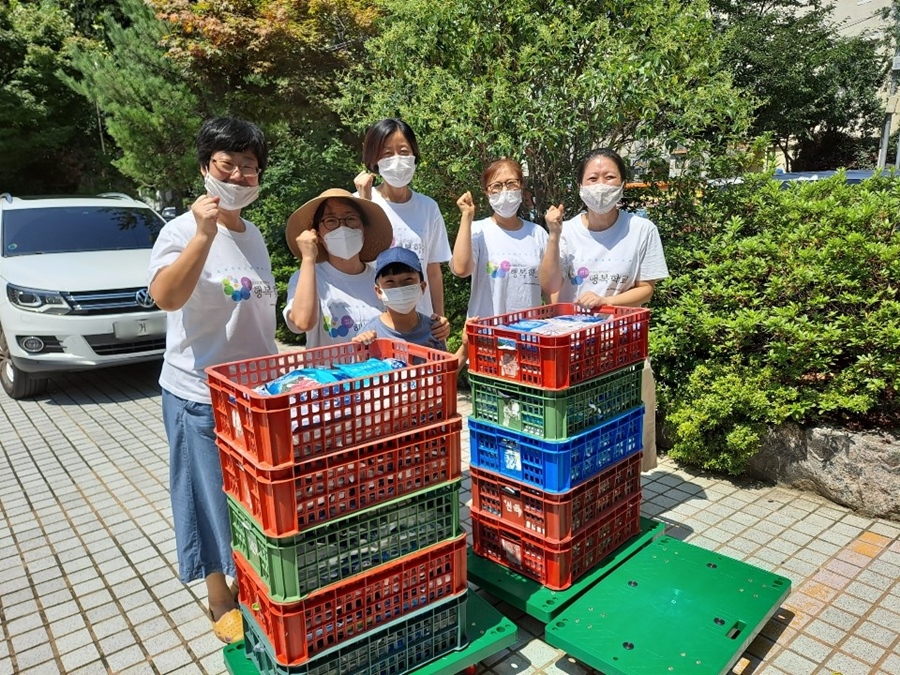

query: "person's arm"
left=577, top=281, right=655, bottom=309
left=285, top=230, right=321, bottom=332
left=427, top=262, right=445, bottom=317
left=538, top=203, right=565, bottom=298
left=450, top=192, right=476, bottom=277
left=149, top=195, right=220, bottom=311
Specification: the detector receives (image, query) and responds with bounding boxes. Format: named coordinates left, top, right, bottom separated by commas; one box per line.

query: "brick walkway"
left=0, top=362, right=897, bottom=674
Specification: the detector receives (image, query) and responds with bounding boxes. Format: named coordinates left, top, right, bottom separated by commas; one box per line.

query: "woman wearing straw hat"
left=284, top=188, right=450, bottom=346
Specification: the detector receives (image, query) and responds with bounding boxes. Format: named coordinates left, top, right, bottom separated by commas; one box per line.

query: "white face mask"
left=323, top=226, right=364, bottom=260
left=488, top=189, right=522, bottom=218
left=378, top=284, right=423, bottom=314
left=580, top=183, right=623, bottom=215
left=204, top=173, right=259, bottom=211
left=377, top=155, right=417, bottom=188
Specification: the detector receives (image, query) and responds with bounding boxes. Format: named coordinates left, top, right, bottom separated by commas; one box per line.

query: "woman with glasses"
left=283, top=189, right=393, bottom=347
left=538, top=148, right=668, bottom=472
left=148, top=117, right=275, bottom=644
left=451, top=158, right=548, bottom=319
left=353, top=119, right=452, bottom=317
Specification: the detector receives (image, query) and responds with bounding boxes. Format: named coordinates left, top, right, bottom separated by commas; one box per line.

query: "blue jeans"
left=161, top=388, right=235, bottom=582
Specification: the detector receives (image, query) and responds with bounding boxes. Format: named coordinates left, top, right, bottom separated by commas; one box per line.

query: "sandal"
left=208, top=607, right=244, bottom=644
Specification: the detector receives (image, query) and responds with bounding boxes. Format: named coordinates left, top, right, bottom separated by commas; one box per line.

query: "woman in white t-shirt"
left=353, top=119, right=452, bottom=316
left=283, top=189, right=392, bottom=346
left=451, top=158, right=548, bottom=318
left=148, top=117, right=276, bottom=644
left=284, top=188, right=451, bottom=347
left=538, top=147, right=669, bottom=472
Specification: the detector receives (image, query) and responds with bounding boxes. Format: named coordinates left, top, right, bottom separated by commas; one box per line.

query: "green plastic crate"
left=228, top=480, right=461, bottom=602
left=239, top=592, right=468, bottom=675
left=469, top=362, right=643, bottom=439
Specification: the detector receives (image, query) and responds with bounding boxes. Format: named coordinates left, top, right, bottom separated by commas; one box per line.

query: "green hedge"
left=645, top=171, right=899, bottom=475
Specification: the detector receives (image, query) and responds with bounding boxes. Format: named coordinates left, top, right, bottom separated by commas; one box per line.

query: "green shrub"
left=647, top=171, right=900, bottom=474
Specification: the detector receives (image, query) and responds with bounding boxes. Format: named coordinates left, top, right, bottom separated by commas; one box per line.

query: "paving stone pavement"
left=0, top=362, right=898, bottom=675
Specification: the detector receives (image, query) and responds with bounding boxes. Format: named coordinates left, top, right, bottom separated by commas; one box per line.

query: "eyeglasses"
left=320, top=215, right=364, bottom=231
left=487, top=179, right=522, bottom=194
left=210, top=157, right=261, bottom=179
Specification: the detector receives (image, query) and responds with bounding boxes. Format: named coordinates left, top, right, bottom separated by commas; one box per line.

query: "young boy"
left=353, top=247, right=447, bottom=351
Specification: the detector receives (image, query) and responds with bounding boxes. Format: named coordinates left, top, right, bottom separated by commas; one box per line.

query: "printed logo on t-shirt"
left=486, top=260, right=512, bottom=279
left=221, top=276, right=275, bottom=302
left=568, top=267, right=629, bottom=287
left=324, top=314, right=357, bottom=338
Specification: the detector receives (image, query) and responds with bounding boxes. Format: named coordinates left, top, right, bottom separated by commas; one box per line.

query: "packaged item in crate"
left=507, top=313, right=613, bottom=336
left=470, top=452, right=642, bottom=541
left=228, top=480, right=461, bottom=602
left=468, top=406, right=643, bottom=492
left=469, top=362, right=642, bottom=439
left=471, top=494, right=642, bottom=590
left=205, top=339, right=457, bottom=469
left=241, top=591, right=468, bottom=675
left=234, top=532, right=467, bottom=666
left=218, top=417, right=462, bottom=537
left=465, top=303, right=648, bottom=389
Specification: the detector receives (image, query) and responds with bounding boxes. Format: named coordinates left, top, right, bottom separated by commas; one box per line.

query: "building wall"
left=832, top=0, right=891, bottom=37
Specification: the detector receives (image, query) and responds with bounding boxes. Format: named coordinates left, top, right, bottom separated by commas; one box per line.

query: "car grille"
left=84, top=335, right=166, bottom=356
left=62, top=288, right=159, bottom=315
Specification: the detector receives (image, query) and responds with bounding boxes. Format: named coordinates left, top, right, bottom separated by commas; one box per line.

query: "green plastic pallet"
left=223, top=592, right=517, bottom=675
left=544, top=537, right=792, bottom=675
left=467, top=516, right=664, bottom=622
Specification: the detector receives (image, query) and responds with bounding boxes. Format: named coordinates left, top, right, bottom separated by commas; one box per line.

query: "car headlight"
left=6, top=284, right=72, bottom=314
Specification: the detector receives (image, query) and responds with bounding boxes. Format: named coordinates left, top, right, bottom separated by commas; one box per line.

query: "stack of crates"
left=205, top=339, right=468, bottom=674
left=464, top=303, right=649, bottom=590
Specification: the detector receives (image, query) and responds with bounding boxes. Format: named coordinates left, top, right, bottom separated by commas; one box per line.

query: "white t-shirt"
left=148, top=213, right=278, bottom=404
left=367, top=188, right=451, bottom=315
left=555, top=210, right=669, bottom=303
left=466, top=217, right=548, bottom=318
left=283, top=262, right=382, bottom=348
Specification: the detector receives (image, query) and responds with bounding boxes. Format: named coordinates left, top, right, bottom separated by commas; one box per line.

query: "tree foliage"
left=647, top=172, right=900, bottom=474
left=0, top=0, right=102, bottom=193
left=338, top=0, right=753, bottom=219
left=711, top=0, right=886, bottom=170
left=63, top=0, right=202, bottom=199
left=148, top=0, right=380, bottom=126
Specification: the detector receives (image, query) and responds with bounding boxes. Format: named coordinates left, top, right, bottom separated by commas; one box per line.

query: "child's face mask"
left=378, top=283, right=423, bottom=313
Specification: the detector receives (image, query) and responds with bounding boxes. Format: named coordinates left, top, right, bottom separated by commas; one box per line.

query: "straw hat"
left=285, top=188, right=393, bottom=263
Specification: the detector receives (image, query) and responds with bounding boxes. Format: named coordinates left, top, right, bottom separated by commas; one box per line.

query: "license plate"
left=114, top=315, right=166, bottom=339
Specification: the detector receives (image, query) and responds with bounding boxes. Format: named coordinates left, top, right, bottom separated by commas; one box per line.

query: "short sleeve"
left=282, top=269, right=303, bottom=334
left=147, top=220, right=190, bottom=285
left=638, top=223, right=669, bottom=282
left=428, top=203, right=452, bottom=264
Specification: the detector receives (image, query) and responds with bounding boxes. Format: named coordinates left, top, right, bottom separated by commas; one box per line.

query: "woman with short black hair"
left=148, top=116, right=276, bottom=644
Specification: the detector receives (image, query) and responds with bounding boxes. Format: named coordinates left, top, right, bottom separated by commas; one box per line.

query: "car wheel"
left=0, top=324, right=48, bottom=399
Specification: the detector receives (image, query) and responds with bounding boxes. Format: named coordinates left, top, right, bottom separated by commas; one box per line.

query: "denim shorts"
left=161, top=388, right=236, bottom=582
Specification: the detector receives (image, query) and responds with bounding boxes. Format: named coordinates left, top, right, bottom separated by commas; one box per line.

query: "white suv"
left=0, top=193, right=167, bottom=398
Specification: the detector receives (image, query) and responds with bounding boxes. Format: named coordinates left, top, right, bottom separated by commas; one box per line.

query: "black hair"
left=362, top=119, right=421, bottom=173
left=376, top=262, right=424, bottom=282
left=576, top=148, right=628, bottom=184
left=197, top=117, right=268, bottom=176
left=312, top=198, right=364, bottom=230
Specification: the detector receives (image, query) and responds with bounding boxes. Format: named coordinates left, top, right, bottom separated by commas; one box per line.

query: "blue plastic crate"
left=468, top=406, right=644, bottom=493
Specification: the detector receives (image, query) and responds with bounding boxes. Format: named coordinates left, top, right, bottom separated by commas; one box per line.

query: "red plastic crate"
left=470, top=452, right=642, bottom=542
left=465, top=304, right=648, bottom=390
left=471, top=494, right=642, bottom=590
left=219, top=417, right=462, bottom=537
left=206, top=339, right=458, bottom=470
left=234, top=532, right=468, bottom=666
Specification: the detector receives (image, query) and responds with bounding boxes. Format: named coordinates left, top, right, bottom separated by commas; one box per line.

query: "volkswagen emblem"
left=135, top=288, right=156, bottom=309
